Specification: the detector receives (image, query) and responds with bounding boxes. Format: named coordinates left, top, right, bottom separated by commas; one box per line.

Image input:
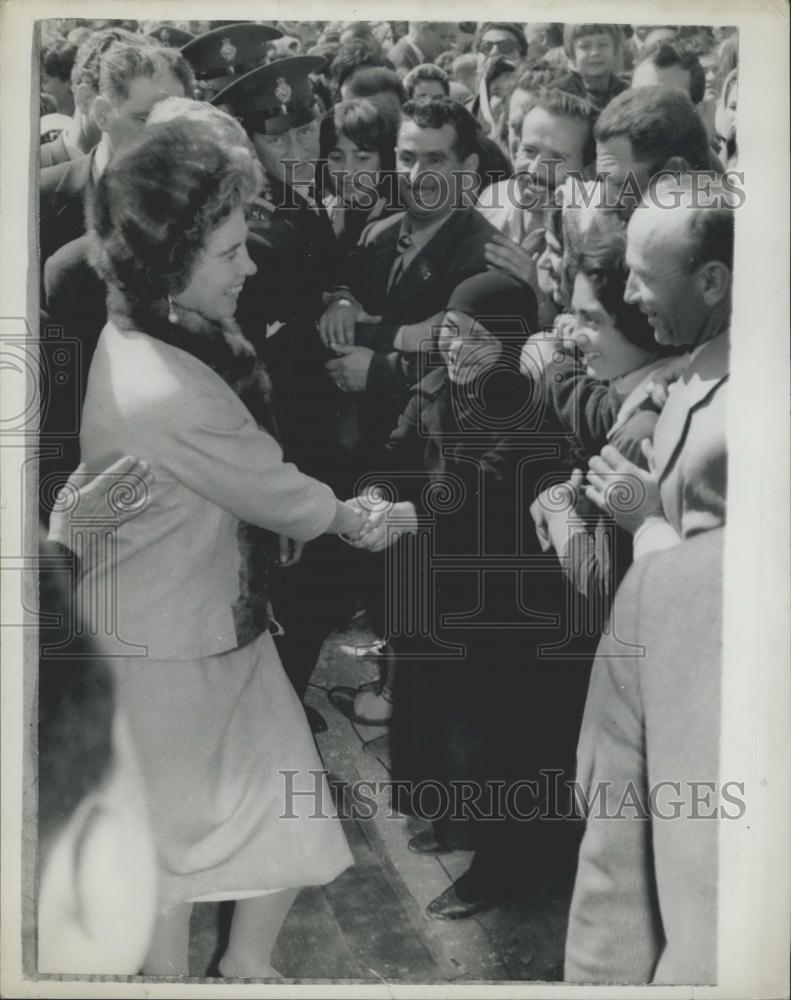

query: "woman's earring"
left=167, top=295, right=178, bottom=324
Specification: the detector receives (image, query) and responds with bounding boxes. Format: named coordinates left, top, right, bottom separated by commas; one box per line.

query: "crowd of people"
left=36, top=17, right=738, bottom=984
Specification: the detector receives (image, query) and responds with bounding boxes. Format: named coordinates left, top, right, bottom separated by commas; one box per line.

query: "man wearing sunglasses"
left=474, top=22, right=528, bottom=63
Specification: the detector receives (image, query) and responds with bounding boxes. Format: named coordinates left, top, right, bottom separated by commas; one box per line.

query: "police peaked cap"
left=181, top=22, right=283, bottom=81
left=212, top=55, right=327, bottom=134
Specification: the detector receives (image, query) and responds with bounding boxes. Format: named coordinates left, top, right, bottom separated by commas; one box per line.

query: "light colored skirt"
left=111, top=630, right=352, bottom=910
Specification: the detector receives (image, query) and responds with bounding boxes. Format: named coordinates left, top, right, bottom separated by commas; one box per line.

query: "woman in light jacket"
left=79, top=117, right=366, bottom=977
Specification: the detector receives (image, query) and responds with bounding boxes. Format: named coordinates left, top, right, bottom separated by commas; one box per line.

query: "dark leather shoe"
left=407, top=829, right=454, bottom=855
left=304, top=704, right=327, bottom=734
left=426, top=882, right=496, bottom=920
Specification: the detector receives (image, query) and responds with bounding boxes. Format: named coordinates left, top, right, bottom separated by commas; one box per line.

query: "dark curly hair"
left=567, top=226, right=671, bottom=353
left=88, top=119, right=262, bottom=314
left=401, top=95, right=480, bottom=160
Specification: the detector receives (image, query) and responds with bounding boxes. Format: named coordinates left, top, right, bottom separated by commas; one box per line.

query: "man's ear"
left=74, top=82, right=95, bottom=117
left=91, top=95, right=115, bottom=133
left=663, top=155, right=692, bottom=174
left=697, top=260, right=731, bottom=305
left=462, top=150, right=480, bottom=176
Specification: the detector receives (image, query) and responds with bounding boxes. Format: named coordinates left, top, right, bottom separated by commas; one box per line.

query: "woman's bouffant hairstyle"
left=320, top=98, right=399, bottom=173
left=88, top=119, right=262, bottom=311
left=147, top=95, right=253, bottom=151
left=567, top=224, right=671, bottom=354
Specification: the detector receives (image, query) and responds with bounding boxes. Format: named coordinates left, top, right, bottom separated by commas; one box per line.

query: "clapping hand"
left=585, top=443, right=663, bottom=535
left=484, top=229, right=545, bottom=284
left=520, top=328, right=568, bottom=379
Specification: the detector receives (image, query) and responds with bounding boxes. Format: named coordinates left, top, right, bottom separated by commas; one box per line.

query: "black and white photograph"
left=0, top=1, right=788, bottom=996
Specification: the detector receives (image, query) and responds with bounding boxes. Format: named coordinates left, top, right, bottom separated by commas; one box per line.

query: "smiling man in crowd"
left=476, top=86, right=597, bottom=303
left=319, top=96, right=507, bottom=450
left=565, top=183, right=733, bottom=985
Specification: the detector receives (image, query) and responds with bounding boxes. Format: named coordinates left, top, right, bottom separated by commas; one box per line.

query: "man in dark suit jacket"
left=39, top=44, right=192, bottom=269
left=40, top=151, right=97, bottom=268
left=320, top=96, right=525, bottom=451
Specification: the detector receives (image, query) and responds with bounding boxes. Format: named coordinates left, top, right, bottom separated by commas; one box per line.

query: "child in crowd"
left=559, top=23, right=628, bottom=111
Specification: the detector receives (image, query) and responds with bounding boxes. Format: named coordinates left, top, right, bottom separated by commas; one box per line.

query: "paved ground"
left=188, top=616, right=574, bottom=983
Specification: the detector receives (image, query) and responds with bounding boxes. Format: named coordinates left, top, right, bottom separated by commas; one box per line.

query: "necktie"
left=387, top=232, right=413, bottom=291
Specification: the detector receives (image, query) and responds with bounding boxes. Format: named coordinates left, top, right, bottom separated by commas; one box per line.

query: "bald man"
left=564, top=186, right=733, bottom=984
left=584, top=184, right=733, bottom=556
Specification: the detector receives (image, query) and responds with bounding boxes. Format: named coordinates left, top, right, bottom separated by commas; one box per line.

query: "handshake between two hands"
left=340, top=491, right=418, bottom=553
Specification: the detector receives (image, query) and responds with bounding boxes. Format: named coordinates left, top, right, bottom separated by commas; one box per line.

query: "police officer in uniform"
left=180, top=22, right=282, bottom=101
left=213, top=55, right=343, bottom=485
left=214, top=58, right=361, bottom=728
